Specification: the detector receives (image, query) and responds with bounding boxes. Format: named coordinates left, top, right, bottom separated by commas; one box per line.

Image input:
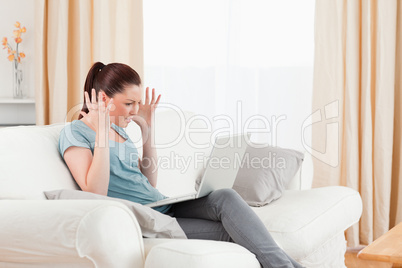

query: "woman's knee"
left=213, top=188, right=238, bottom=197
left=209, top=188, right=244, bottom=205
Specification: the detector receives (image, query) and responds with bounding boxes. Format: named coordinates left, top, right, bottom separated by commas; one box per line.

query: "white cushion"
left=0, top=109, right=313, bottom=201
left=125, top=110, right=314, bottom=197
left=0, top=124, right=79, bottom=200
left=126, top=110, right=213, bottom=197
left=252, top=186, right=362, bottom=260
left=144, top=240, right=260, bottom=268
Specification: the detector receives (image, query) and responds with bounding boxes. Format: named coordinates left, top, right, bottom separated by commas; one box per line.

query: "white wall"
left=0, top=0, right=35, bottom=99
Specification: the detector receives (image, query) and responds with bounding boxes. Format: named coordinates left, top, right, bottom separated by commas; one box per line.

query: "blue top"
left=58, top=120, right=171, bottom=213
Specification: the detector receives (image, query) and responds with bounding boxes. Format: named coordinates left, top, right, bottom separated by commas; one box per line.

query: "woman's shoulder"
left=61, top=120, right=92, bottom=133
left=59, top=120, right=94, bottom=143
left=58, top=120, right=95, bottom=156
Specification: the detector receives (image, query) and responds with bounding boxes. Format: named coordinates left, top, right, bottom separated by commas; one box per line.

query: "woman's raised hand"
left=80, top=88, right=113, bottom=137
left=133, top=87, right=161, bottom=129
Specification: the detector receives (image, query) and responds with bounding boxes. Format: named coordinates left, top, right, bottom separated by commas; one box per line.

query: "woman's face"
left=105, top=84, right=142, bottom=128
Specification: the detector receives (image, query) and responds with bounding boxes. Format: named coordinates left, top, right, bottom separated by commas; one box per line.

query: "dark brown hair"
left=79, top=62, right=141, bottom=119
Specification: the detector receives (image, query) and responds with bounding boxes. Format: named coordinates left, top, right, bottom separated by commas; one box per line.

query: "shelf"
left=0, top=124, right=36, bottom=127
left=0, top=98, right=35, bottom=104
left=0, top=98, right=36, bottom=125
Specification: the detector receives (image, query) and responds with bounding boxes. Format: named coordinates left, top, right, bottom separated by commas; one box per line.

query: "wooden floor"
left=345, top=247, right=402, bottom=268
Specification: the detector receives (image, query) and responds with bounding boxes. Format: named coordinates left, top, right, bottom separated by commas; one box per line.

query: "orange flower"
left=13, top=30, right=21, bottom=38
left=3, top=22, right=27, bottom=62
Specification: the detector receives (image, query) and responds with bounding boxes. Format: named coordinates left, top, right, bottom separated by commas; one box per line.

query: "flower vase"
left=13, top=60, right=23, bottom=99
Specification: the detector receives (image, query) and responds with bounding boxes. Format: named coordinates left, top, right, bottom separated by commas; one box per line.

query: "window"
left=144, top=0, right=315, bottom=150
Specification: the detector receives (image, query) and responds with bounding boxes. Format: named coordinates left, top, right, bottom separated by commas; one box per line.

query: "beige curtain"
left=312, top=0, right=402, bottom=247
left=34, top=0, right=144, bottom=125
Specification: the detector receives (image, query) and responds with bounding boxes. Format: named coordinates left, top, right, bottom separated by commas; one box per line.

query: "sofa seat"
left=253, top=186, right=362, bottom=262
left=143, top=239, right=260, bottom=268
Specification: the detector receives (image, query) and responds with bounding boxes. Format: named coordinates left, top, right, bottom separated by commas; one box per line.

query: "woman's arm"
left=64, top=141, right=110, bottom=195
left=139, top=124, right=158, bottom=187
left=134, top=87, right=161, bottom=188
left=64, top=89, right=113, bottom=195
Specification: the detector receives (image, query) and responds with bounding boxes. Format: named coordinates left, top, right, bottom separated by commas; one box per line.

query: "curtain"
left=312, top=0, right=402, bottom=247
left=143, top=0, right=315, bottom=152
left=34, top=0, right=143, bottom=125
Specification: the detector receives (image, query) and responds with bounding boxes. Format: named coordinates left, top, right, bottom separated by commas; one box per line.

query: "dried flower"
left=2, top=21, right=26, bottom=62
left=1, top=37, right=7, bottom=48
left=13, top=30, right=21, bottom=38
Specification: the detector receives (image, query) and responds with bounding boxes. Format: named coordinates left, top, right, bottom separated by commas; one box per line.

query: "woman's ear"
left=99, top=91, right=109, bottom=103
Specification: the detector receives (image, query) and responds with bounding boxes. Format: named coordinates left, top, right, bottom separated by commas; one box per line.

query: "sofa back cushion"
left=126, top=110, right=312, bottom=196
left=125, top=110, right=213, bottom=197
left=0, top=123, right=80, bottom=200
left=0, top=110, right=313, bottom=200
left=0, top=110, right=209, bottom=200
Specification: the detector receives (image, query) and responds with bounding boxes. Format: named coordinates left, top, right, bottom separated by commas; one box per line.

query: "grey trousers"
left=170, top=188, right=304, bottom=268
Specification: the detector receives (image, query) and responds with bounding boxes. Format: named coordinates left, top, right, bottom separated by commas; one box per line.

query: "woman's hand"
left=80, top=88, right=113, bottom=144
left=132, top=87, right=161, bottom=129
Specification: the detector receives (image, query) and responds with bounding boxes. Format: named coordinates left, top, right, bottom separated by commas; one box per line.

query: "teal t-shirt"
left=58, top=120, right=171, bottom=213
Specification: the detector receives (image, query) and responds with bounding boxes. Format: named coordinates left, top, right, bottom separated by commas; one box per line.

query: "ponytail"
left=79, top=62, right=105, bottom=119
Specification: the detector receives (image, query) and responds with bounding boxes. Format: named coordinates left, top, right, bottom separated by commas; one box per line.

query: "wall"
left=0, top=0, right=35, bottom=99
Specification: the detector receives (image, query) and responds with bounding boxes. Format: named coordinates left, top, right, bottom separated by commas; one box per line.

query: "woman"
left=59, top=62, right=303, bottom=268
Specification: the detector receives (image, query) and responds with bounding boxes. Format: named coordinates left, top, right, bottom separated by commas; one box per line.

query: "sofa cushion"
left=233, top=144, right=304, bottom=206
left=252, top=186, right=362, bottom=260
left=0, top=124, right=79, bottom=200
left=144, top=239, right=261, bottom=268
left=125, top=110, right=213, bottom=197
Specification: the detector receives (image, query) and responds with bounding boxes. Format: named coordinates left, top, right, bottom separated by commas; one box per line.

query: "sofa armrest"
left=0, top=200, right=145, bottom=268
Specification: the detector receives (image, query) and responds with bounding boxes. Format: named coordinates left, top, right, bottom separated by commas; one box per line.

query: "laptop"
left=145, top=133, right=250, bottom=208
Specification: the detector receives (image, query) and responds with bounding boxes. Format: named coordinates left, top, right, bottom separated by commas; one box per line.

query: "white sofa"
left=0, top=110, right=362, bottom=268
